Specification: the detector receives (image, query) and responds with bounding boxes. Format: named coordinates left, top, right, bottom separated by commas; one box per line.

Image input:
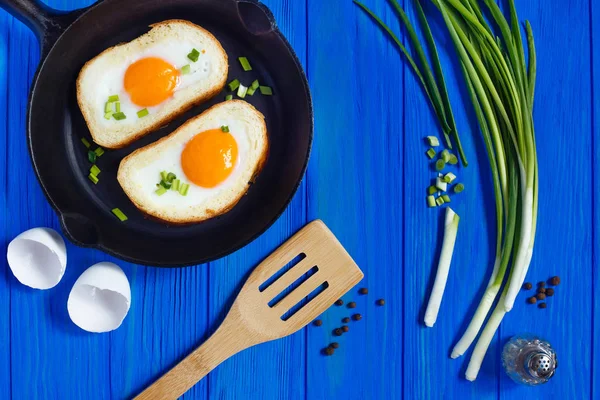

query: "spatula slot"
left=268, top=265, right=318, bottom=308
left=259, top=253, right=306, bottom=293
left=281, top=281, right=329, bottom=321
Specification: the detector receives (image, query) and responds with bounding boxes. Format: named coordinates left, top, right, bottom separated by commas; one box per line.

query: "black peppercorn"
left=536, top=287, right=546, bottom=294
left=527, top=296, right=537, bottom=304
left=359, top=288, right=368, bottom=295
left=549, top=276, right=561, bottom=286
left=537, top=281, right=546, bottom=288
left=522, top=282, right=533, bottom=290
left=335, top=299, right=344, bottom=306
left=376, top=299, right=385, bottom=306
left=330, top=342, right=339, bottom=349
left=342, top=317, right=350, bottom=323
left=342, top=325, right=349, bottom=332
left=352, top=313, right=362, bottom=321
left=347, top=302, right=356, bottom=309
left=538, top=302, right=547, bottom=309
left=546, top=288, right=554, bottom=297
left=333, top=328, right=343, bottom=336
left=313, top=319, right=323, bottom=327
left=536, top=293, right=546, bottom=301
left=323, top=347, right=334, bottom=356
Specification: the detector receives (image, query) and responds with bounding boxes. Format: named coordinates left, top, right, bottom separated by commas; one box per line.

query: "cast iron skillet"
left=0, top=0, right=313, bottom=267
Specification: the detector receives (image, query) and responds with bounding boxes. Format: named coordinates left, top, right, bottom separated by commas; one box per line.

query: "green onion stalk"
left=430, top=0, right=538, bottom=380
left=353, top=0, right=538, bottom=381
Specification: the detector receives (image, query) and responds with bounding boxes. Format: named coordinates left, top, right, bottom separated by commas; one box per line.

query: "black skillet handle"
left=0, top=0, right=93, bottom=57
left=236, top=0, right=276, bottom=35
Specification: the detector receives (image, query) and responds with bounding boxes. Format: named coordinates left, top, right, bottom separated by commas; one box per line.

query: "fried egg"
left=117, top=100, right=268, bottom=224
left=77, top=20, right=228, bottom=149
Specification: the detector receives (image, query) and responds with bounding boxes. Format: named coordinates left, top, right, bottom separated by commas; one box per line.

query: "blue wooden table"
left=0, top=0, right=597, bottom=398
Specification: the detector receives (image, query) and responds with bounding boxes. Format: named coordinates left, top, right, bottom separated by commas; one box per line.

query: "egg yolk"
left=124, top=57, right=180, bottom=107
left=181, top=129, right=239, bottom=188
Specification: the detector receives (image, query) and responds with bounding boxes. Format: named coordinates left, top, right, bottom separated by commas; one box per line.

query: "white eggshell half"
left=68, top=262, right=131, bottom=333
left=6, top=227, right=67, bottom=289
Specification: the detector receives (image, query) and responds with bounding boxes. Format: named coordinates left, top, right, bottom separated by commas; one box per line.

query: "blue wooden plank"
left=306, top=0, right=402, bottom=398
left=591, top=0, right=599, bottom=398
left=206, top=0, right=308, bottom=399
left=498, top=1, right=593, bottom=399
left=401, top=0, right=498, bottom=397
left=0, top=7, right=11, bottom=400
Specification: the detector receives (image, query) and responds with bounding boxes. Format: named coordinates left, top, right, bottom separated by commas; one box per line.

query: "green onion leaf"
left=251, top=79, right=260, bottom=89
left=160, top=180, right=172, bottom=189
left=160, top=171, right=168, bottom=181
left=104, top=101, right=112, bottom=113
left=108, top=94, right=119, bottom=102
left=444, top=172, right=457, bottom=183
left=172, top=179, right=180, bottom=191
left=113, top=112, right=126, bottom=120
left=426, top=136, right=440, bottom=147
left=155, top=187, right=167, bottom=196
left=428, top=185, right=438, bottom=195
left=259, top=86, right=273, bottom=95
left=238, top=56, right=252, bottom=71
left=454, top=183, right=465, bottom=194
left=115, top=102, right=121, bottom=113
left=427, top=195, right=436, bottom=208
left=104, top=112, right=113, bottom=120
left=94, top=147, right=104, bottom=157
left=441, top=149, right=451, bottom=163
left=225, top=94, right=233, bottom=101
left=90, top=164, right=101, bottom=177
left=237, top=84, right=248, bottom=99
left=166, top=172, right=176, bottom=183
left=187, top=48, right=200, bottom=62
left=228, top=79, right=241, bottom=91
left=246, top=87, right=257, bottom=96
left=442, top=194, right=451, bottom=203
left=137, top=108, right=149, bottom=118
left=181, top=64, right=191, bottom=75
left=435, top=159, right=446, bottom=171
left=111, top=208, right=128, bottom=222
left=435, top=196, right=445, bottom=206
left=88, top=173, right=99, bottom=184
left=179, top=183, right=190, bottom=196
left=221, top=125, right=230, bottom=133
left=88, top=151, right=97, bottom=163
left=448, top=154, right=459, bottom=165
left=81, top=138, right=91, bottom=148
left=426, top=148, right=436, bottom=159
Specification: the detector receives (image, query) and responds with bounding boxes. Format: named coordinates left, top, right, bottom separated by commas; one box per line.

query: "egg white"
left=93, top=40, right=214, bottom=126
left=132, top=118, right=251, bottom=207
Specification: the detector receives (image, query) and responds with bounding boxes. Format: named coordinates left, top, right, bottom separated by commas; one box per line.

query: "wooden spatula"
left=135, top=220, right=363, bottom=400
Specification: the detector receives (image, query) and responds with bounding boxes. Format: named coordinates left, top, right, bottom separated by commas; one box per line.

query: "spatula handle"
left=134, top=322, right=250, bottom=400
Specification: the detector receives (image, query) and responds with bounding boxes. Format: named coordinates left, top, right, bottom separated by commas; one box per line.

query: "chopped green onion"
left=444, top=172, right=457, bottom=183
left=426, top=148, right=436, bottom=159
left=155, top=187, right=167, bottom=196
left=448, top=154, right=459, bottom=165
left=259, top=86, right=273, bottom=95
left=88, top=173, right=99, bottom=184
left=246, top=87, right=257, bottom=96
left=137, top=108, right=149, bottom=118
left=427, top=185, right=438, bottom=195
left=81, top=138, right=91, bottom=148
left=221, top=125, right=230, bottom=133
left=179, top=183, right=189, bottom=196
left=180, top=64, right=191, bottom=74
left=424, top=207, right=459, bottom=326
left=160, top=180, right=171, bottom=189
left=435, top=196, right=445, bottom=206
left=454, top=183, right=465, bottom=194
left=160, top=171, right=168, bottom=181
left=166, top=172, right=176, bottom=182
left=435, top=159, right=446, bottom=171
left=94, top=147, right=104, bottom=157
left=115, top=102, right=121, bottom=113
left=251, top=79, right=260, bottom=89
left=104, top=112, right=113, bottom=120
left=187, top=48, right=200, bottom=62
left=426, top=136, right=440, bottom=147
left=228, top=79, right=240, bottom=91
left=104, top=101, right=112, bottom=113
left=237, top=84, right=248, bottom=98
left=225, top=94, right=233, bottom=101
left=111, top=208, right=128, bottom=222
left=88, top=151, right=97, bottom=163
left=441, top=149, right=451, bottom=163
left=113, top=112, right=126, bottom=120
left=435, top=177, right=447, bottom=192
left=442, top=194, right=451, bottom=203
left=90, top=164, right=101, bottom=177
left=172, top=179, right=180, bottom=191
left=238, top=56, right=252, bottom=71
left=427, top=195, right=436, bottom=208
left=108, top=94, right=119, bottom=102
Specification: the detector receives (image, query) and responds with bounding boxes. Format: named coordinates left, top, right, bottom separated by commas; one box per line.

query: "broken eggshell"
left=68, top=262, right=131, bottom=333
left=7, top=227, right=67, bottom=289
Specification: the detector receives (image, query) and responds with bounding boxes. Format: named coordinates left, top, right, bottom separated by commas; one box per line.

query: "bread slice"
left=77, top=20, right=228, bottom=149
left=117, top=100, right=269, bottom=224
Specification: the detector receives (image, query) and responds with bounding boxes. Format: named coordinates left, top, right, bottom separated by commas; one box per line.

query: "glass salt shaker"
left=501, top=334, right=557, bottom=385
